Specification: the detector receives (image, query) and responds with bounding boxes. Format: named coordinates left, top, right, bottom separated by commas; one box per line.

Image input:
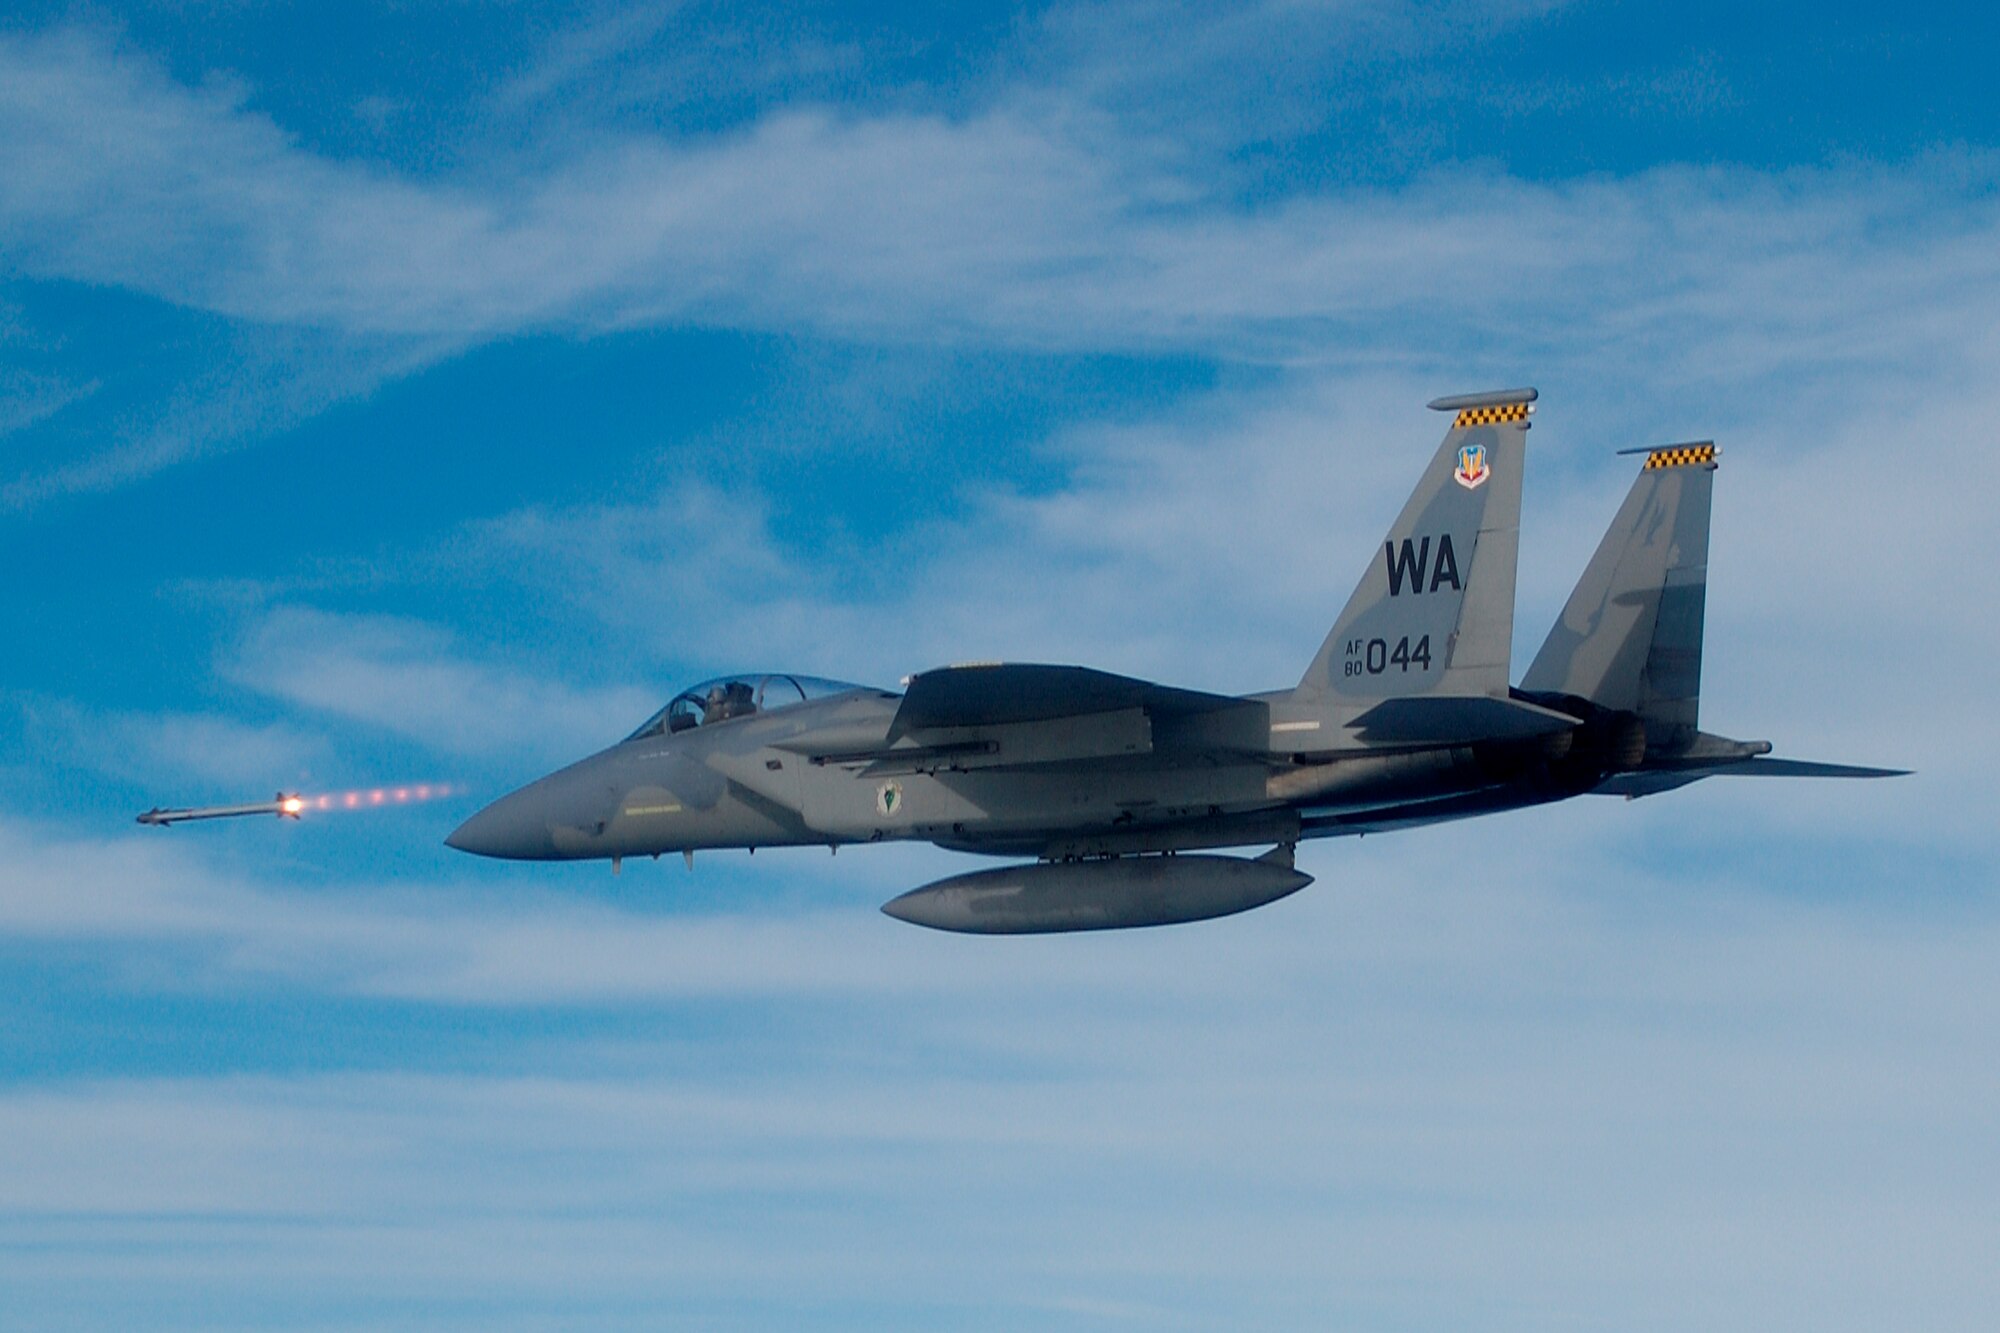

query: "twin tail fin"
left=1297, top=389, right=1534, bottom=708
left=1521, top=442, right=1716, bottom=748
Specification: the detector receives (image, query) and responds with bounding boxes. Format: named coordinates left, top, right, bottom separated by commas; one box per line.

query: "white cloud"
left=0, top=28, right=1113, bottom=340
left=4, top=26, right=1996, bottom=362
left=0, top=806, right=1994, bottom=1327
left=223, top=606, right=655, bottom=763
left=4, top=21, right=2000, bottom=510
left=0, top=812, right=1301, bottom=1003
left=0, top=365, right=96, bottom=437
left=0, top=12, right=1989, bottom=1327
left=22, top=698, right=328, bottom=792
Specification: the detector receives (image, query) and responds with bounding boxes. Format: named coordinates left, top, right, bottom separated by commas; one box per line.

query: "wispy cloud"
left=4, top=21, right=1999, bottom=506
left=0, top=326, right=448, bottom=511
left=460, top=374, right=1417, bottom=687
left=1, top=11, right=1989, bottom=1328
left=0, top=365, right=96, bottom=438
left=0, top=804, right=1992, bottom=1327
left=20, top=698, right=327, bottom=794
left=224, top=606, right=654, bottom=763
left=5, top=26, right=1995, bottom=355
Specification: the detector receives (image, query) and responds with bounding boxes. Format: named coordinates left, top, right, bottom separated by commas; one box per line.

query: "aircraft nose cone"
left=445, top=786, right=560, bottom=860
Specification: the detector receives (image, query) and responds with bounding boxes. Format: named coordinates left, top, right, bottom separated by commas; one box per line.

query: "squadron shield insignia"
left=448, top=387, right=1904, bottom=934
left=1453, top=441, right=1490, bottom=489
left=875, top=780, right=903, bottom=817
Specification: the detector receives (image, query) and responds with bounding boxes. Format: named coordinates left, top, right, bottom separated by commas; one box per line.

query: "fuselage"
left=444, top=681, right=1588, bottom=863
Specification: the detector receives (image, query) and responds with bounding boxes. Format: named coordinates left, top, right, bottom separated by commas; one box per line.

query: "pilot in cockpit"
left=706, top=680, right=758, bottom=722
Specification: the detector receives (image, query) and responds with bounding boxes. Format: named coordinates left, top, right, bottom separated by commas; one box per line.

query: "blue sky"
left=0, top=2, right=1993, bottom=1328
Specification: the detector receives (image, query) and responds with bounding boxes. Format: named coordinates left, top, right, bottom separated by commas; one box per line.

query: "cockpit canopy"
left=625, top=674, right=866, bottom=741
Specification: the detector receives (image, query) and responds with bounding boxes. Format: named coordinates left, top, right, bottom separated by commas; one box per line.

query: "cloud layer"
left=6, top=27, right=1998, bottom=355
left=6, top=21, right=2000, bottom=508
left=0, top=808, right=1993, bottom=1329
left=3, top=8, right=1993, bottom=1329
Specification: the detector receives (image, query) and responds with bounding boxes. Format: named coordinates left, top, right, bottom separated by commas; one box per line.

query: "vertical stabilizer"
left=1522, top=443, right=1716, bottom=747
left=1297, top=390, right=1532, bottom=704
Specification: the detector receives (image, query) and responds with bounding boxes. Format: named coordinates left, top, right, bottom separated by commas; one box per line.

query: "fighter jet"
left=447, top=389, right=1902, bottom=932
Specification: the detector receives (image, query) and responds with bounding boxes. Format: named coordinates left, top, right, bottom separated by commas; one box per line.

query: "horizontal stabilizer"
left=1594, top=756, right=1909, bottom=798
left=889, top=663, right=1247, bottom=739
left=1713, top=757, right=1910, bottom=779
left=1346, top=694, right=1579, bottom=745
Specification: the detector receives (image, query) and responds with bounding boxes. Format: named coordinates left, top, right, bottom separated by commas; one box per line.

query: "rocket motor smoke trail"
left=305, top=782, right=458, bottom=813
left=136, top=783, right=457, bottom=827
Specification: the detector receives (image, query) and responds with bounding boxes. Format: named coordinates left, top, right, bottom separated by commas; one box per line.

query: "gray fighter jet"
left=447, top=389, right=1902, bottom=932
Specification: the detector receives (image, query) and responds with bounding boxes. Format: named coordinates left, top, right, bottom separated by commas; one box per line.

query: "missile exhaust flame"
left=307, top=783, right=455, bottom=813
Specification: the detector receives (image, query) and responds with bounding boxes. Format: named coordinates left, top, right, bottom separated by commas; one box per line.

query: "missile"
left=135, top=792, right=306, bottom=827
left=880, top=850, right=1312, bottom=934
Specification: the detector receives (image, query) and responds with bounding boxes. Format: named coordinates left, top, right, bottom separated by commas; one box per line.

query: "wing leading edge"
left=886, top=663, right=1251, bottom=739
left=800, top=663, right=1269, bottom=774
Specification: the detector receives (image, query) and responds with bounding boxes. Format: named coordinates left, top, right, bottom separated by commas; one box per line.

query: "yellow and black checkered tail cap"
left=1642, top=443, right=1718, bottom=470
left=1452, top=402, right=1532, bottom=429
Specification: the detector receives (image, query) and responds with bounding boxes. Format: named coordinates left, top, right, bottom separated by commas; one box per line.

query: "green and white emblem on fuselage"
left=875, top=779, right=903, bottom=818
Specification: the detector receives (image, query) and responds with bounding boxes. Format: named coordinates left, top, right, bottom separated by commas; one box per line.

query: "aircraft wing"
left=797, top=663, right=1264, bottom=774
left=887, top=663, right=1251, bottom=740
